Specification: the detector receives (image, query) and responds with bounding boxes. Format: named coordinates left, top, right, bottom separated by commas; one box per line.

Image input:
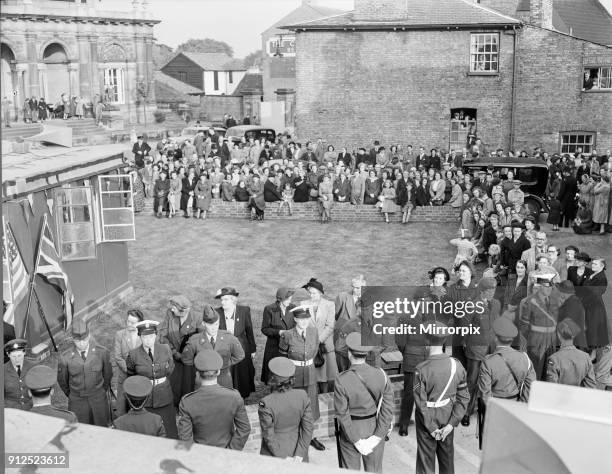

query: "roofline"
left=282, top=22, right=521, bottom=31
left=0, top=12, right=160, bottom=26
left=523, top=23, right=612, bottom=49
left=160, top=52, right=246, bottom=72
left=261, top=5, right=346, bottom=36
left=458, top=0, right=522, bottom=24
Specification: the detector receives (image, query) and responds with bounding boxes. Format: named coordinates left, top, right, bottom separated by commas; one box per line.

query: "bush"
left=154, top=111, right=166, bottom=123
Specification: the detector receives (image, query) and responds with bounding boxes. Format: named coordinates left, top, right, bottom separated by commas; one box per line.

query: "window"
left=55, top=187, right=96, bottom=261
left=582, top=67, right=612, bottom=91
left=560, top=132, right=595, bottom=155
left=228, top=71, right=233, bottom=84
left=103, top=68, right=125, bottom=104
left=470, top=34, right=499, bottom=73
left=178, top=71, right=187, bottom=82
left=449, top=108, right=477, bottom=152
left=98, top=175, right=136, bottom=242
left=213, top=71, right=219, bottom=90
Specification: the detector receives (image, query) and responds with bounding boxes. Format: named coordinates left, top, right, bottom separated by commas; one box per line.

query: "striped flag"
left=35, top=215, right=74, bottom=329
left=3, top=222, right=29, bottom=325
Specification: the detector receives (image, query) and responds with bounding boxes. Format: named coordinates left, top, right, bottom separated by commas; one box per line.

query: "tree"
left=243, top=50, right=263, bottom=69
left=177, top=39, right=234, bottom=57
left=153, top=43, right=174, bottom=70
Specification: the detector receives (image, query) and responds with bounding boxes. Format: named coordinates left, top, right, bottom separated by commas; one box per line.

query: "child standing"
left=380, top=178, right=399, bottom=223
left=278, top=182, right=294, bottom=216
left=168, top=170, right=182, bottom=217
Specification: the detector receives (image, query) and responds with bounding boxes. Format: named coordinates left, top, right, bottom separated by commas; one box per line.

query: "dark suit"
left=559, top=294, right=587, bottom=349
left=333, top=176, right=352, bottom=202
left=337, top=152, right=352, bottom=168
left=132, top=142, right=151, bottom=168
left=261, top=302, right=296, bottom=383
left=264, top=179, right=283, bottom=202
left=4, top=360, right=33, bottom=410
left=180, top=176, right=198, bottom=212
left=558, top=176, right=578, bottom=227
left=217, top=305, right=257, bottom=398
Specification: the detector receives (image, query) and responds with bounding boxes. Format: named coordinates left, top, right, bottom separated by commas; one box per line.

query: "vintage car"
left=170, top=123, right=227, bottom=147
left=225, top=125, right=276, bottom=145
left=463, top=157, right=550, bottom=217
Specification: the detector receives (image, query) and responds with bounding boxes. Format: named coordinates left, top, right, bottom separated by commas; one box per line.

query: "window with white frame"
left=560, top=132, right=595, bottom=155
left=55, top=186, right=96, bottom=261
left=103, top=68, right=125, bottom=104
left=582, top=67, right=612, bottom=91
left=98, top=175, right=136, bottom=242
left=470, top=33, right=499, bottom=73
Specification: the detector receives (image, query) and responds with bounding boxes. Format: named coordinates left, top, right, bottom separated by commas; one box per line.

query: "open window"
left=449, top=108, right=477, bottom=152
left=98, top=175, right=136, bottom=242
left=55, top=186, right=96, bottom=261
left=583, top=67, right=612, bottom=91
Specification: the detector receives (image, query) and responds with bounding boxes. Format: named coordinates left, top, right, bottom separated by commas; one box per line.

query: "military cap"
left=477, top=277, right=497, bottom=292
left=24, top=365, right=56, bottom=391
left=202, top=305, right=220, bottom=324
left=71, top=319, right=89, bottom=339
left=268, top=357, right=296, bottom=378
left=492, top=318, right=518, bottom=339
left=290, top=306, right=311, bottom=319
left=4, top=338, right=27, bottom=353
left=557, top=318, right=581, bottom=339
left=170, top=295, right=191, bottom=310
left=513, top=180, right=522, bottom=185
left=302, top=278, right=324, bottom=294
left=345, top=332, right=373, bottom=356
left=276, top=287, right=295, bottom=301
left=425, top=322, right=449, bottom=345
left=194, top=350, right=223, bottom=371
left=123, top=375, right=153, bottom=398
left=215, top=287, right=239, bottom=299
left=534, top=273, right=556, bottom=286
left=136, top=320, right=159, bottom=335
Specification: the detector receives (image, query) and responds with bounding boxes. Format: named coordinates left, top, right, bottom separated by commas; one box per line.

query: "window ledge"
left=581, top=89, right=612, bottom=93
left=467, top=71, right=499, bottom=76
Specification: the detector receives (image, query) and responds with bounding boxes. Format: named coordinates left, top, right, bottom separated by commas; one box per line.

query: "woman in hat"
left=112, top=309, right=144, bottom=416
left=593, top=175, right=610, bottom=234
left=300, top=278, right=338, bottom=394
left=127, top=320, right=178, bottom=438
left=194, top=172, right=212, bottom=220
left=258, top=357, right=314, bottom=461
left=261, top=288, right=296, bottom=384
left=447, top=260, right=479, bottom=367
left=158, top=296, right=201, bottom=408
left=4, top=339, right=33, bottom=410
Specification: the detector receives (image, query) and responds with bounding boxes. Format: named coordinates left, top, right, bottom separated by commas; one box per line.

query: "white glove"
left=354, top=439, right=373, bottom=456
left=291, top=456, right=303, bottom=463
left=363, top=435, right=382, bottom=451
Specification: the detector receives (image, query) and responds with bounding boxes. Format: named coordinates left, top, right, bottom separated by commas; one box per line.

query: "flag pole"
left=33, top=287, right=58, bottom=352
left=22, top=214, right=47, bottom=339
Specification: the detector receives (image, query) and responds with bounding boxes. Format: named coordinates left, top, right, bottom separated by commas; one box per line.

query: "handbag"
left=314, top=343, right=326, bottom=368
left=309, top=189, right=319, bottom=198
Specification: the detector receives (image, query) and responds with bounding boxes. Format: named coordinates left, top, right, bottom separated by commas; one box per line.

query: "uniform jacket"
left=519, top=291, right=560, bottom=355
left=58, top=343, right=112, bottom=398
left=334, top=317, right=382, bottom=368
left=261, top=302, right=296, bottom=383
left=546, top=345, right=596, bottom=388
left=258, top=389, right=313, bottom=459
left=178, top=384, right=251, bottom=449
left=595, top=344, right=612, bottom=389
left=464, top=298, right=501, bottom=361
left=279, top=326, right=319, bottom=388
left=334, top=363, right=394, bottom=444
left=4, top=360, right=34, bottom=410
left=396, top=314, right=429, bottom=373
left=112, top=328, right=142, bottom=376
left=158, top=309, right=203, bottom=360
left=478, top=346, right=535, bottom=401
left=301, top=298, right=335, bottom=351
left=413, top=354, right=469, bottom=432
left=126, top=343, right=174, bottom=408
left=113, top=408, right=166, bottom=437
left=30, top=404, right=78, bottom=423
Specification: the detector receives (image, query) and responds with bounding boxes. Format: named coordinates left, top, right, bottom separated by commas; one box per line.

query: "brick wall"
left=513, top=26, right=612, bottom=153
left=242, top=381, right=404, bottom=452
left=529, top=0, right=553, bottom=28
left=144, top=199, right=461, bottom=223
left=294, top=29, right=516, bottom=151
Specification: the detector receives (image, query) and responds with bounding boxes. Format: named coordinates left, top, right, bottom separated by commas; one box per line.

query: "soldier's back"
left=30, top=405, right=78, bottom=424
left=114, top=409, right=165, bottom=436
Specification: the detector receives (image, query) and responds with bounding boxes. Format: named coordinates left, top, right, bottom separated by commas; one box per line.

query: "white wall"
left=203, top=70, right=246, bottom=95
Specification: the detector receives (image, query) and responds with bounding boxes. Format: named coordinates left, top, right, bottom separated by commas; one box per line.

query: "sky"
left=104, top=0, right=612, bottom=58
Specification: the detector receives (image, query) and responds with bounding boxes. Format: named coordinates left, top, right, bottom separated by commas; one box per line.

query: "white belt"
left=151, top=377, right=167, bottom=386
left=292, top=359, right=313, bottom=367
left=426, top=398, right=450, bottom=408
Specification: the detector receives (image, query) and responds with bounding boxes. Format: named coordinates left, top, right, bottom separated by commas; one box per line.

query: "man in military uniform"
left=335, top=314, right=382, bottom=372
left=279, top=306, right=325, bottom=451
left=181, top=305, right=244, bottom=389
left=595, top=344, right=612, bottom=390
left=113, top=375, right=166, bottom=437
left=477, top=318, right=535, bottom=449
left=4, top=339, right=33, bottom=410
left=546, top=319, right=596, bottom=388
left=58, top=320, right=112, bottom=426
left=178, top=350, right=251, bottom=449
left=519, top=274, right=560, bottom=379
left=413, top=323, right=469, bottom=474
left=258, top=357, right=313, bottom=461
left=334, top=333, right=394, bottom=473
left=25, top=365, right=78, bottom=423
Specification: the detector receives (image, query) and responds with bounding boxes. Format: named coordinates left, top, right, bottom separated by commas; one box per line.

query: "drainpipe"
left=509, top=25, right=518, bottom=151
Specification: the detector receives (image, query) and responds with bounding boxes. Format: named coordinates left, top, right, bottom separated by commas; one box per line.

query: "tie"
left=17, top=366, right=21, bottom=378
left=148, top=348, right=154, bottom=362
left=300, top=331, right=306, bottom=341
left=210, top=336, right=215, bottom=348
left=80, top=351, right=86, bottom=362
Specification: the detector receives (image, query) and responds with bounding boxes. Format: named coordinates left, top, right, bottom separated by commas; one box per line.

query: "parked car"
left=225, top=125, right=276, bottom=145
left=170, top=123, right=227, bottom=147
left=463, top=157, right=550, bottom=218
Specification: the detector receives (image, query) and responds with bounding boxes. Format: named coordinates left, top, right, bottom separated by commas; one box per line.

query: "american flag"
left=35, top=215, right=74, bottom=329
left=3, top=222, right=29, bottom=326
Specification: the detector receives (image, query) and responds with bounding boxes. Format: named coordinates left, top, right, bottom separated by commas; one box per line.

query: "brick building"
left=282, top=0, right=612, bottom=155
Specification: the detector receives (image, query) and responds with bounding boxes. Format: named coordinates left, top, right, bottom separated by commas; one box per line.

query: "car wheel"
left=524, top=199, right=540, bottom=220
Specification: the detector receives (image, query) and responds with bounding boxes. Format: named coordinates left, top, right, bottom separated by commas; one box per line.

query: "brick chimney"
left=529, top=0, right=553, bottom=28
left=354, top=0, right=408, bottom=21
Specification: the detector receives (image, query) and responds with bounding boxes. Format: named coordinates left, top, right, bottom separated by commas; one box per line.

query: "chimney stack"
left=529, top=0, right=553, bottom=29
left=354, top=0, right=408, bottom=21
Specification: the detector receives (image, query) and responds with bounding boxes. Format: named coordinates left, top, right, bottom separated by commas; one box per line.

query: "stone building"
left=282, top=0, right=612, bottom=154
left=0, top=0, right=159, bottom=125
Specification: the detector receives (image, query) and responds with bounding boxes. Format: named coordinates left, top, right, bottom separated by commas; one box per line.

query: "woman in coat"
left=261, top=289, right=296, bottom=384
left=194, top=173, right=212, bottom=219
left=577, top=174, right=595, bottom=211
left=364, top=170, right=381, bottom=205
left=592, top=176, right=610, bottom=234
left=293, top=172, right=310, bottom=203
left=584, top=258, right=609, bottom=350
left=448, top=177, right=464, bottom=208
left=234, top=180, right=250, bottom=202
left=318, top=175, right=334, bottom=223
left=429, top=172, right=446, bottom=205
left=112, top=309, right=143, bottom=415
left=131, top=170, right=146, bottom=213
left=300, top=278, right=337, bottom=393
left=247, top=175, right=266, bottom=220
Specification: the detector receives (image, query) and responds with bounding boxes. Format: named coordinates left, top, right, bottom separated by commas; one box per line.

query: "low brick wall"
left=243, top=381, right=403, bottom=452
left=142, top=199, right=461, bottom=223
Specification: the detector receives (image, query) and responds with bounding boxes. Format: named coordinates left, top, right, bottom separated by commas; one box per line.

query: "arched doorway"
left=1, top=43, right=16, bottom=120
left=43, top=43, right=70, bottom=105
